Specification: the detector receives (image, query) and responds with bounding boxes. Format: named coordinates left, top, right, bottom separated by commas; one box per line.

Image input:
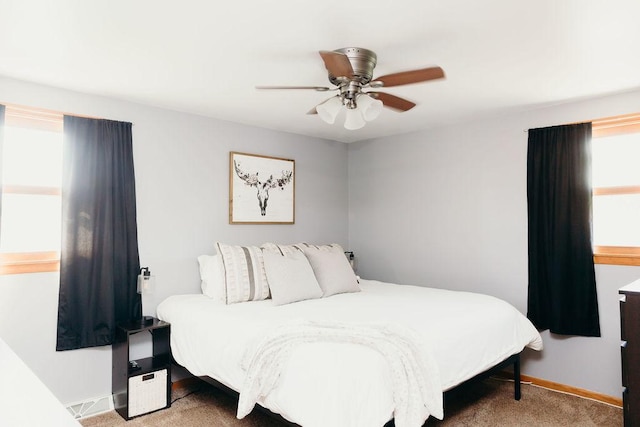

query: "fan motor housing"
left=328, top=47, right=377, bottom=86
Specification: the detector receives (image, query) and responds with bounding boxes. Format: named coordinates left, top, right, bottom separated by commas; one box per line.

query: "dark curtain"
left=527, top=123, right=600, bottom=337
left=56, top=116, right=141, bottom=351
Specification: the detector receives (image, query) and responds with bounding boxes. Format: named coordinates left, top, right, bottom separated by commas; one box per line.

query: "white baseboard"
left=65, top=395, right=114, bottom=420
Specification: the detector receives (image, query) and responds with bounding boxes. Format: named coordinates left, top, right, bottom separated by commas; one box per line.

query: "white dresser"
left=0, top=336, right=80, bottom=427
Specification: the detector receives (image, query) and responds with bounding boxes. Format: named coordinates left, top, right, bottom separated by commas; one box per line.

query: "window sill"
left=594, top=254, right=640, bottom=266
left=593, top=246, right=640, bottom=266
left=0, top=252, right=60, bottom=275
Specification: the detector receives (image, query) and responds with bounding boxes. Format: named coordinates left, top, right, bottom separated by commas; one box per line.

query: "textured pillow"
left=302, top=247, right=360, bottom=297
left=262, top=251, right=322, bottom=305
left=261, top=242, right=304, bottom=256
left=263, top=242, right=345, bottom=256
left=197, top=254, right=226, bottom=302
left=216, top=243, right=270, bottom=304
left=297, top=242, right=345, bottom=253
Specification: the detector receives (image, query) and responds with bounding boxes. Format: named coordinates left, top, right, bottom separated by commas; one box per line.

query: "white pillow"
left=263, top=251, right=323, bottom=305
left=261, top=242, right=300, bottom=256
left=197, top=254, right=226, bottom=302
left=297, top=242, right=345, bottom=253
left=263, top=242, right=346, bottom=256
left=216, top=242, right=271, bottom=304
left=302, top=247, right=360, bottom=297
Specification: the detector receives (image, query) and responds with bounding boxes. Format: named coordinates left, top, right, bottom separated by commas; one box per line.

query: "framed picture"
left=229, top=151, right=295, bottom=224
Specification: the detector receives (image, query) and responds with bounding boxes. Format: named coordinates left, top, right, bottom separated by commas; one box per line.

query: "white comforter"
left=157, top=280, right=542, bottom=427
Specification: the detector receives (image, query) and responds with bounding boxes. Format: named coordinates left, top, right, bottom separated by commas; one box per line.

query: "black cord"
left=171, top=387, right=204, bottom=404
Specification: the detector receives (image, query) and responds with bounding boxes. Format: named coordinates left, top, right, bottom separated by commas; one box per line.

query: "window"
left=592, top=113, right=640, bottom=266
left=0, top=105, right=63, bottom=274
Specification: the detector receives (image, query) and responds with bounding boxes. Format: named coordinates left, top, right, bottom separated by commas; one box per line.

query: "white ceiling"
left=1, top=0, right=640, bottom=143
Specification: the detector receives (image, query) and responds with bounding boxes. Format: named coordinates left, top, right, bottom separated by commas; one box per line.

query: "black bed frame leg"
left=514, top=354, right=521, bottom=400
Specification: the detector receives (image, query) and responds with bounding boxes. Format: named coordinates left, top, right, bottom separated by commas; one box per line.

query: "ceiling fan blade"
left=319, top=50, right=354, bottom=78
left=369, top=92, right=416, bottom=112
left=256, top=85, right=332, bottom=91
left=372, top=66, right=445, bottom=87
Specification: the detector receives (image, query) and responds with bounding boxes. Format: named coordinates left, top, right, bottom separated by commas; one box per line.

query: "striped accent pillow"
left=216, top=243, right=271, bottom=304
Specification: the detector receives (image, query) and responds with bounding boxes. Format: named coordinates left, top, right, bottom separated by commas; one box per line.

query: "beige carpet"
left=81, top=378, right=622, bottom=427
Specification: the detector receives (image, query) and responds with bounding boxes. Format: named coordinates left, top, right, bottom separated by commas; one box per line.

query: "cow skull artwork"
left=233, top=160, right=293, bottom=217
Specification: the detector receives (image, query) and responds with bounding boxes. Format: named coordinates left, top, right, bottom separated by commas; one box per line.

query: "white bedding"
left=157, top=279, right=542, bottom=427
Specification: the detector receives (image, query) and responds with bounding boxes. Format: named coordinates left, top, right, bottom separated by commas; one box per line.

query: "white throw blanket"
left=237, top=320, right=444, bottom=427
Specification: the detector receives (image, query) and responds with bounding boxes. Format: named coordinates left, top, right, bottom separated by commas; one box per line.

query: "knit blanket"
left=237, top=320, right=444, bottom=427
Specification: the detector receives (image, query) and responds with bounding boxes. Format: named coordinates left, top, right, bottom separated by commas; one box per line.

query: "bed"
left=157, top=243, right=542, bottom=427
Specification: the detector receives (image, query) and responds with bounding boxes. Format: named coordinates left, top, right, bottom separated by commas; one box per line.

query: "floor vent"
left=66, top=395, right=114, bottom=420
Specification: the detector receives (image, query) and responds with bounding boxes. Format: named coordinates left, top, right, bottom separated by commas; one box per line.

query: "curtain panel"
left=56, top=116, right=141, bottom=351
left=526, top=123, right=600, bottom=337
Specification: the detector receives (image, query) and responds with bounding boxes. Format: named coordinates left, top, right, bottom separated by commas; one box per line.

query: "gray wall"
left=348, top=88, right=640, bottom=398
left=0, top=76, right=348, bottom=404
left=2, top=73, right=638, bottom=405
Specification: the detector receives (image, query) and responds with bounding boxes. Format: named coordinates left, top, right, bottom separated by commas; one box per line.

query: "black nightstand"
left=112, top=318, right=171, bottom=420
left=620, top=281, right=640, bottom=426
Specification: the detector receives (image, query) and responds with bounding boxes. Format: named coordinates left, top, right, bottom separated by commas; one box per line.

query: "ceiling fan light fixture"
left=316, top=96, right=343, bottom=124
left=344, top=107, right=366, bottom=130
left=257, top=48, right=445, bottom=131
left=358, top=94, right=383, bottom=121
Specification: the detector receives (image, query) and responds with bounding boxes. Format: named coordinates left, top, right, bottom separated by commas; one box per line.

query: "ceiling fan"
left=256, top=47, right=445, bottom=130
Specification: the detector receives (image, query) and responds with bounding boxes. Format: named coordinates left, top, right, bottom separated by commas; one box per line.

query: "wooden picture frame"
left=229, top=152, right=295, bottom=224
